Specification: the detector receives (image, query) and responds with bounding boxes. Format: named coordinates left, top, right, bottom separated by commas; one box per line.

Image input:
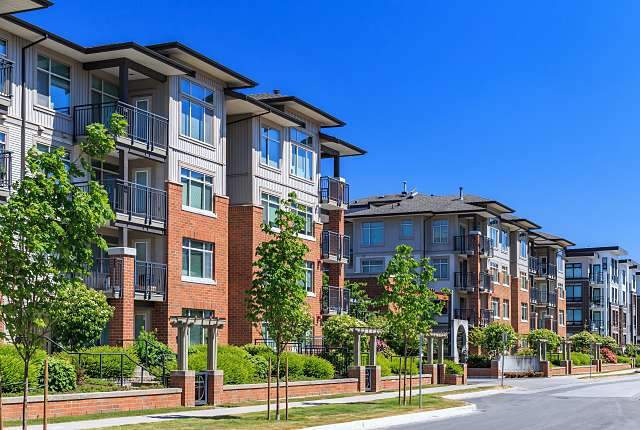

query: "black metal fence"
left=103, top=179, right=167, bottom=224
left=0, top=150, right=12, bottom=190
left=0, top=57, right=12, bottom=98
left=319, top=176, right=349, bottom=207
left=321, top=230, right=351, bottom=262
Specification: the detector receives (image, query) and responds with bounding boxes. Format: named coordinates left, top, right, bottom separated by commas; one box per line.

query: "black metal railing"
left=590, top=295, right=603, bottom=306
left=529, top=256, right=539, bottom=274
left=453, top=308, right=475, bottom=322
left=103, top=179, right=167, bottom=224
left=0, top=58, right=12, bottom=98
left=73, top=101, right=168, bottom=152
left=590, top=272, right=605, bottom=284
left=319, top=176, right=349, bottom=207
left=453, top=271, right=493, bottom=292
left=530, top=288, right=558, bottom=307
left=85, top=257, right=123, bottom=297
left=453, top=234, right=493, bottom=256
left=134, top=260, right=167, bottom=299
left=322, top=285, right=351, bottom=315
left=529, top=257, right=557, bottom=278
left=0, top=150, right=11, bottom=190
left=590, top=321, right=605, bottom=333
left=479, top=309, right=493, bottom=326
left=321, top=230, right=350, bottom=263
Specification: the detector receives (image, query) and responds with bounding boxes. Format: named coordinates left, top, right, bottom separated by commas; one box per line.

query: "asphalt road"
left=391, top=374, right=640, bottom=430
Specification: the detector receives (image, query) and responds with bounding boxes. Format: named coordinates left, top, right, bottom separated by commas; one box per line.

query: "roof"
left=566, top=246, right=628, bottom=257
left=530, top=231, right=575, bottom=248
left=250, top=93, right=345, bottom=127
left=500, top=213, right=541, bottom=230
left=319, top=132, right=366, bottom=157
left=0, top=0, right=52, bottom=15
left=225, top=89, right=303, bottom=128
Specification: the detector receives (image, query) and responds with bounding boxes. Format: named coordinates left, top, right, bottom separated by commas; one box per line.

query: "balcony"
left=319, top=176, right=349, bottom=209
left=73, top=101, right=168, bottom=161
left=528, top=256, right=539, bottom=274
left=530, top=288, right=558, bottom=307
left=454, top=272, right=493, bottom=293
left=0, top=58, right=12, bottom=109
left=591, top=321, right=605, bottom=334
left=322, top=286, right=350, bottom=315
left=103, top=179, right=167, bottom=231
left=590, top=272, right=605, bottom=284
left=590, top=295, right=603, bottom=307
left=134, top=260, right=167, bottom=301
left=85, top=258, right=123, bottom=298
left=453, top=308, right=475, bottom=321
left=479, top=309, right=493, bottom=326
left=529, top=258, right=557, bottom=279
left=0, top=150, right=12, bottom=196
left=453, top=234, right=494, bottom=257
left=321, top=231, right=350, bottom=264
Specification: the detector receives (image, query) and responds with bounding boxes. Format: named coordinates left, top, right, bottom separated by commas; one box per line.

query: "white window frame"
left=521, top=303, right=528, bottom=321
left=432, top=219, right=448, bottom=244
left=432, top=257, right=449, bottom=280
left=302, top=261, right=314, bottom=294
left=181, top=238, right=214, bottom=283
left=261, top=192, right=280, bottom=227
left=501, top=266, right=510, bottom=286
left=260, top=125, right=282, bottom=169
left=290, top=128, right=314, bottom=180
left=36, top=53, right=71, bottom=114
left=502, top=300, right=510, bottom=320
left=492, top=298, right=500, bottom=319
left=295, top=203, right=314, bottom=237
left=181, top=167, right=215, bottom=214
left=559, top=310, right=565, bottom=326
left=519, top=271, right=528, bottom=291
left=361, top=222, right=384, bottom=246
left=361, top=258, right=384, bottom=274
left=180, top=78, right=214, bottom=144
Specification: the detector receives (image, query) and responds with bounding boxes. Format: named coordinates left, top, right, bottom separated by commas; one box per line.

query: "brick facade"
left=510, top=277, right=530, bottom=334
left=107, top=250, right=135, bottom=344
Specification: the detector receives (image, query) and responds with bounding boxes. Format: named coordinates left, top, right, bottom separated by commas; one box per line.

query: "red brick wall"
left=108, top=253, right=135, bottom=344
left=557, top=294, right=567, bottom=337
left=1, top=390, right=182, bottom=421
left=379, top=374, right=434, bottom=391
left=510, top=277, right=530, bottom=334
left=220, top=378, right=359, bottom=404
left=159, top=182, right=229, bottom=349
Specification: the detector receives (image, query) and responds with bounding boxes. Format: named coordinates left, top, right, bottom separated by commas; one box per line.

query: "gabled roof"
left=500, top=213, right=541, bottom=230
left=250, top=93, right=345, bottom=127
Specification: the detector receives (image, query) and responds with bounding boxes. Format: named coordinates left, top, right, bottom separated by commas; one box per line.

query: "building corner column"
left=107, top=246, right=136, bottom=346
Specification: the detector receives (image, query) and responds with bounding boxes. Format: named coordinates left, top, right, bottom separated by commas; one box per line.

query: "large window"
left=566, top=284, right=582, bottom=301
left=492, top=298, right=500, bottom=318
left=559, top=310, right=565, bottom=326
left=295, top=203, right=314, bottom=236
left=181, top=168, right=214, bottom=212
left=432, top=219, right=448, bottom=244
left=301, top=261, right=314, bottom=293
left=91, top=76, right=118, bottom=105
left=260, top=126, right=281, bottom=168
left=432, top=257, right=449, bottom=280
left=500, top=230, right=509, bottom=251
left=180, top=78, right=214, bottom=144
left=362, top=258, right=384, bottom=274
left=261, top=193, right=280, bottom=226
left=501, top=266, right=510, bottom=286
left=182, top=238, right=214, bottom=281
left=489, top=262, right=499, bottom=283
left=519, top=271, right=528, bottom=290
left=521, top=303, right=528, bottom=321
left=182, top=308, right=214, bottom=345
left=92, top=159, right=119, bottom=183
left=361, top=222, right=384, bottom=246
left=567, top=308, right=582, bottom=325
left=36, top=54, right=71, bottom=114
left=565, top=263, right=582, bottom=278
left=290, top=128, right=313, bottom=180
left=400, top=220, right=413, bottom=239
left=502, top=300, right=510, bottom=319
left=557, top=252, right=564, bottom=272
left=0, top=39, right=6, bottom=57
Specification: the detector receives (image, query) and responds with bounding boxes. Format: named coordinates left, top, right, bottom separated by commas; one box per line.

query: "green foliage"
left=594, top=335, right=620, bottom=354
left=302, top=356, right=335, bottom=379
left=515, top=348, right=535, bottom=356
left=466, top=354, right=491, bottom=368
left=243, top=344, right=273, bottom=356
left=64, top=346, right=138, bottom=379
left=50, top=282, right=113, bottom=350
left=376, top=245, right=445, bottom=359
left=468, top=326, right=485, bottom=348
left=570, top=352, right=592, bottom=366
left=38, top=356, right=76, bottom=392
left=322, top=314, right=365, bottom=349
left=249, top=354, right=269, bottom=380
left=0, top=345, right=45, bottom=390
left=528, top=329, right=561, bottom=352
left=481, top=322, right=516, bottom=357
left=617, top=355, right=632, bottom=364
left=624, top=344, right=638, bottom=358
left=345, top=280, right=371, bottom=320
left=135, top=330, right=174, bottom=369
left=280, top=352, right=306, bottom=379
left=444, top=359, right=463, bottom=375
left=570, top=331, right=596, bottom=354
left=81, top=113, right=126, bottom=161
left=389, top=356, right=419, bottom=375
left=217, top=346, right=255, bottom=384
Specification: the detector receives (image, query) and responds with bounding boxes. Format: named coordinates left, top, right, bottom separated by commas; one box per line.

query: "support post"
left=43, top=358, right=48, bottom=430
left=438, top=337, right=445, bottom=364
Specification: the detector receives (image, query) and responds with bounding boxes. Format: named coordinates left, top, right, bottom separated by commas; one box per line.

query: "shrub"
left=601, top=347, right=617, bottom=364
left=243, top=344, right=273, bottom=356
left=280, top=352, right=306, bottom=379
left=0, top=345, right=46, bottom=392
left=468, top=326, right=485, bottom=348
left=595, top=335, right=620, bottom=355
left=467, top=354, right=491, bottom=368
left=38, top=356, right=76, bottom=392
left=617, top=355, right=631, bottom=364
left=249, top=354, right=269, bottom=380
left=444, top=359, right=463, bottom=375
left=624, top=344, right=638, bottom=358
left=303, top=356, right=335, bottom=379
left=571, top=352, right=591, bottom=366
left=65, top=346, right=137, bottom=379
left=322, top=315, right=365, bottom=349
left=189, top=345, right=256, bottom=385
left=528, top=329, right=561, bottom=353
left=481, top=322, right=516, bottom=357
left=515, top=348, right=535, bottom=357
left=135, top=330, right=174, bottom=369
left=377, top=354, right=391, bottom=377
left=570, top=331, right=596, bottom=354
left=389, top=355, right=419, bottom=375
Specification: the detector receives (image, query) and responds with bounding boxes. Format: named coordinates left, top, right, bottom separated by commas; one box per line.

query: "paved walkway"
left=7, top=383, right=496, bottom=430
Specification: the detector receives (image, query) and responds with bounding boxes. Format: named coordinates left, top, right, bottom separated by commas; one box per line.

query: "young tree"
left=377, top=244, right=445, bottom=405
left=246, top=192, right=312, bottom=420
left=345, top=280, right=371, bottom=321
left=481, top=322, right=517, bottom=358
left=0, top=114, right=125, bottom=429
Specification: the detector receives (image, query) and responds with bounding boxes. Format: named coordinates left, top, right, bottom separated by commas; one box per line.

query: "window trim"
left=361, top=258, right=385, bottom=274
left=35, top=52, right=72, bottom=115
left=302, top=261, right=314, bottom=295
left=261, top=192, right=281, bottom=227
left=361, top=221, right=384, bottom=247
left=181, top=238, right=215, bottom=283
left=432, top=219, right=449, bottom=245
left=179, top=77, right=215, bottom=145
left=181, top=166, right=215, bottom=215
left=260, top=123, right=282, bottom=169
left=289, top=128, right=314, bottom=181
left=431, top=256, right=449, bottom=280
left=400, top=219, right=414, bottom=239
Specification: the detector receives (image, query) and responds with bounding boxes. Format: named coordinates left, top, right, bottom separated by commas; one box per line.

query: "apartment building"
left=0, top=3, right=364, bottom=349
left=345, top=188, right=573, bottom=356
left=565, top=247, right=637, bottom=346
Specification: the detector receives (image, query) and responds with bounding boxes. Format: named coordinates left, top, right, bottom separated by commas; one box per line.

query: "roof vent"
left=459, top=186, right=464, bottom=200
left=401, top=181, right=408, bottom=196
left=273, top=89, right=281, bottom=95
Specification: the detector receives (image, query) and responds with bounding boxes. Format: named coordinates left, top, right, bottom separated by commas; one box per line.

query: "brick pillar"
left=327, top=209, right=345, bottom=288
left=170, top=370, right=195, bottom=407
left=462, top=363, right=468, bottom=384
left=423, top=364, right=438, bottom=384
left=437, top=363, right=447, bottom=384
left=366, top=365, right=382, bottom=392
left=107, top=247, right=136, bottom=346
left=468, top=232, right=482, bottom=324
left=541, top=360, right=551, bottom=377
left=207, top=370, right=224, bottom=405
left=348, top=366, right=366, bottom=392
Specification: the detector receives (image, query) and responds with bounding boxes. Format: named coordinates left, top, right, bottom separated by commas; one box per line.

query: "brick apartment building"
left=0, top=1, right=364, bottom=349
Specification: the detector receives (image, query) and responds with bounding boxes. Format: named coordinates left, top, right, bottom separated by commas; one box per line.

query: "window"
left=567, top=308, right=582, bottom=324
left=489, top=262, right=499, bottom=283
left=432, top=219, right=448, bottom=244
left=182, top=309, right=214, bottom=345
left=362, top=258, right=384, bottom=274
left=432, top=257, right=449, bottom=280
left=566, top=284, right=582, bottom=301
left=400, top=220, right=413, bottom=239
left=519, top=271, right=528, bottom=290
left=92, top=159, right=119, bottom=183
left=521, top=303, right=528, bottom=321
left=36, top=54, right=71, bottom=114
left=0, top=131, right=5, bottom=151
left=301, top=261, right=314, bottom=293
left=182, top=238, right=214, bottom=280
left=566, top=263, right=582, bottom=278
left=91, top=76, right=118, bottom=106
left=557, top=252, right=564, bottom=272
left=500, top=230, right=509, bottom=251
left=181, top=168, right=214, bottom=212
left=519, top=235, right=527, bottom=258
left=261, top=193, right=280, bottom=226
left=502, top=300, right=510, bottom=319
left=492, top=298, right=500, bottom=318
left=290, top=128, right=313, bottom=180
left=501, top=266, right=510, bottom=286
left=559, top=310, right=565, bottom=326
left=0, top=39, right=7, bottom=57
left=260, top=126, right=281, bottom=168
left=361, top=222, right=384, bottom=246
left=295, top=203, right=314, bottom=236
left=180, top=78, right=214, bottom=144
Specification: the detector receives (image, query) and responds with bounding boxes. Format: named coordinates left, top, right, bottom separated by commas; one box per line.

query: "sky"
left=21, top=0, right=640, bottom=256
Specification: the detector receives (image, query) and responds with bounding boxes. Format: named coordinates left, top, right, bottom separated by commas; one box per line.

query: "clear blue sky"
left=22, top=1, right=640, bottom=256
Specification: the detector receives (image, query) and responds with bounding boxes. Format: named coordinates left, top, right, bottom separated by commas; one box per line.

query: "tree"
left=481, top=322, right=516, bottom=358
left=323, top=314, right=365, bottom=349
left=345, top=280, right=371, bottom=321
left=246, top=192, right=312, bottom=421
left=376, top=244, right=445, bottom=405
left=528, top=328, right=561, bottom=353
left=0, top=113, right=125, bottom=429
left=50, top=281, right=114, bottom=350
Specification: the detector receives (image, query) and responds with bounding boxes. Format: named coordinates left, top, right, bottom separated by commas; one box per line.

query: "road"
left=392, top=374, right=640, bottom=430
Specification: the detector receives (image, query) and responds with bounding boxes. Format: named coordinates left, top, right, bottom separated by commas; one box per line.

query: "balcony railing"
left=591, top=321, right=605, bottom=333
left=319, top=176, right=349, bottom=208
left=73, top=101, right=168, bottom=153
left=528, top=256, right=539, bottom=274
left=453, top=272, right=493, bottom=292
left=134, top=261, right=167, bottom=300
left=0, top=150, right=11, bottom=190
left=453, top=308, right=474, bottom=321
left=479, top=309, right=493, bottom=326
left=322, top=286, right=350, bottom=315
left=529, top=257, right=557, bottom=278
left=590, top=295, right=603, bottom=306
left=321, top=230, right=350, bottom=263
left=453, top=234, right=494, bottom=257
left=103, top=179, right=167, bottom=225
left=590, top=272, right=605, bottom=284
left=85, top=258, right=123, bottom=297
left=530, top=288, right=558, bottom=307
left=0, top=58, right=12, bottom=99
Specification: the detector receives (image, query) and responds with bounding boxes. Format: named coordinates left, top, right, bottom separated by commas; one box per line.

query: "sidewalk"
left=6, top=383, right=497, bottom=430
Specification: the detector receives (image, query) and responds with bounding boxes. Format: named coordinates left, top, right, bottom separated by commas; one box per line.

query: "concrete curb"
left=442, top=387, right=515, bottom=400
left=303, top=404, right=477, bottom=430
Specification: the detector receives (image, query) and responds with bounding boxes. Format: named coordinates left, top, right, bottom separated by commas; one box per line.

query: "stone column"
left=107, top=247, right=136, bottom=346
left=438, top=337, right=446, bottom=364
left=427, top=337, right=434, bottom=364
left=368, top=334, right=377, bottom=366
left=207, top=326, right=219, bottom=371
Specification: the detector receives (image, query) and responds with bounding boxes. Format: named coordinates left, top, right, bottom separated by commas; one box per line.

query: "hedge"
left=62, top=346, right=138, bottom=379
left=38, top=356, right=76, bottom=392
left=571, top=352, right=591, bottom=366
left=0, top=345, right=46, bottom=392
left=444, top=359, right=463, bottom=375
left=467, top=354, right=491, bottom=368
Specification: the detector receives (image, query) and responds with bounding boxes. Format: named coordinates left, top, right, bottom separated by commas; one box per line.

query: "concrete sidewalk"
left=6, top=383, right=496, bottom=430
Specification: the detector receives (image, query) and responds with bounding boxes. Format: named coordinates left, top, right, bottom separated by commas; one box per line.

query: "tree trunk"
left=275, top=353, right=281, bottom=421
left=403, top=337, right=408, bottom=406
left=21, top=355, right=29, bottom=430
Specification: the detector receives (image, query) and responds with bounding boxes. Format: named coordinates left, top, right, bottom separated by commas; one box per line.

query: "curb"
left=303, top=404, right=477, bottom=430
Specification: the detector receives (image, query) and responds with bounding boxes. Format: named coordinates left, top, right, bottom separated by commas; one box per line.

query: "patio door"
left=133, top=170, right=149, bottom=217
left=132, top=96, right=151, bottom=143
left=134, top=309, right=152, bottom=338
